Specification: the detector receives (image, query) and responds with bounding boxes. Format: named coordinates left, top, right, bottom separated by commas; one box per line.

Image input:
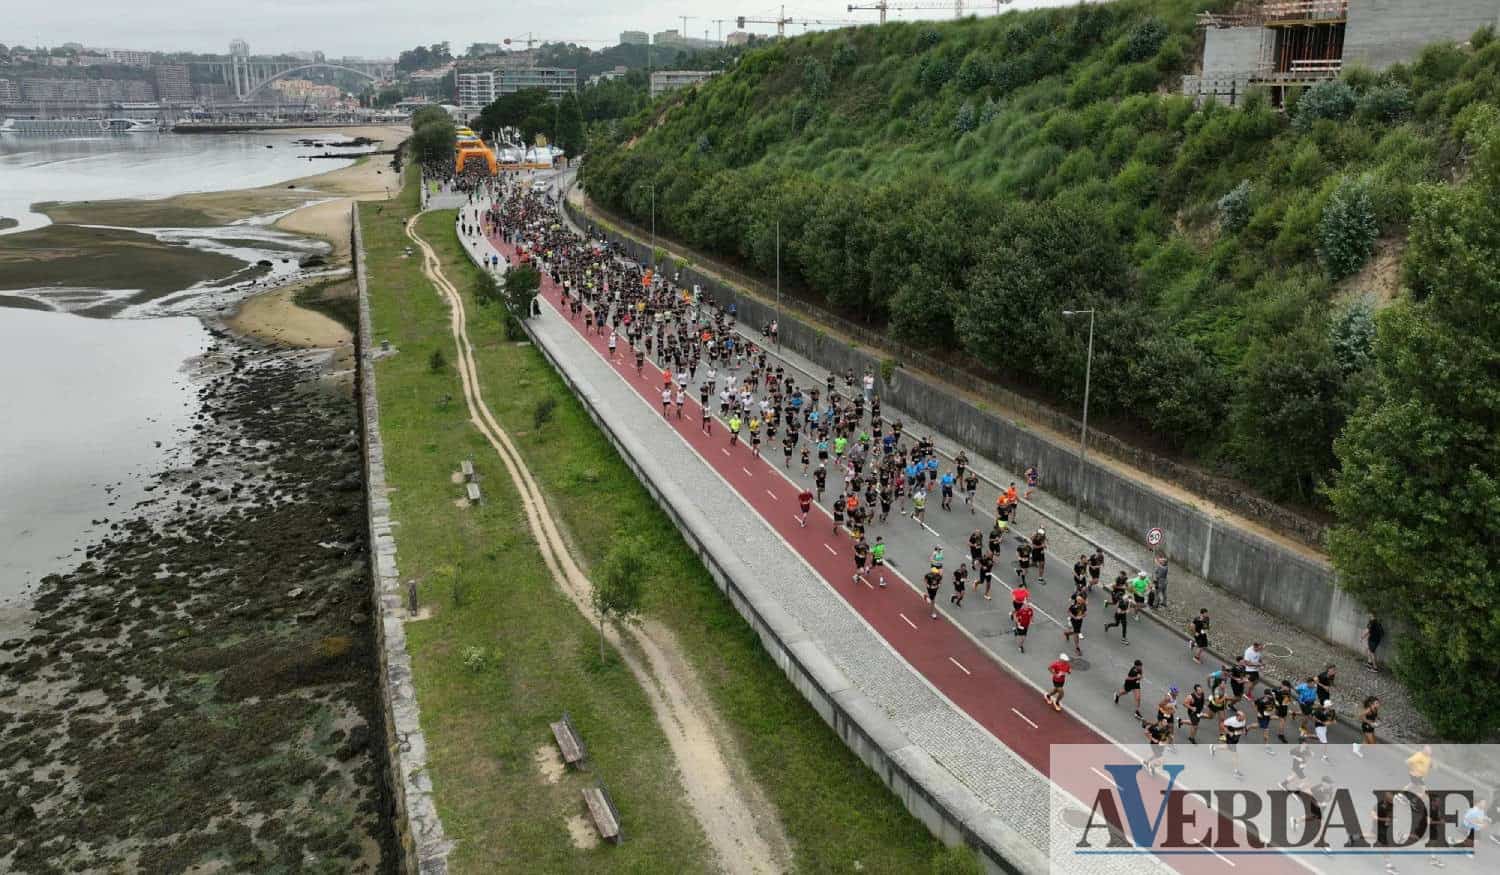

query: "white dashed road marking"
left=899, top=613, right=919, bottom=630
left=824, top=544, right=838, bottom=556
left=948, top=657, right=971, bottom=675
left=1011, top=708, right=1039, bottom=729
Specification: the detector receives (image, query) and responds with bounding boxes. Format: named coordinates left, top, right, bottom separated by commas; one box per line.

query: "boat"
left=0, top=117, right=161, bottom=135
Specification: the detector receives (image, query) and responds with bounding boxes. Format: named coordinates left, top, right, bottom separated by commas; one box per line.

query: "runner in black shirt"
left=1114, top=660, right=1145, bottom=719
left=1062, top=594, right=1087, bottom=656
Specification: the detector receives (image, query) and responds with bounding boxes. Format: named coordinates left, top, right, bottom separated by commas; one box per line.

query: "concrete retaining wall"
left=515, top=297, right=1045, bottom=875
left=1345, top=0, right=1499, bottom=71
left=567, top=200, right=1367, bottom=652
left=353, top=205, right=452, bottom=875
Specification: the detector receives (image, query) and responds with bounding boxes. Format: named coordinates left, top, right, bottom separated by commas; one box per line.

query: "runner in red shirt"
left=797, top=489, right=814, bottom=528
left=1013, top=602, right=1034, bottom=653
left=1045, top=654, right=1072, bottom=712
left=1010, top=583, right=1030, bottom=615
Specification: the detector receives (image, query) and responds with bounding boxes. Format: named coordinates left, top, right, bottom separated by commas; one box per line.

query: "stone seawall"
left=564, top=198, right=1367, bottom=652
left=352, top=204, right=452, bottom=874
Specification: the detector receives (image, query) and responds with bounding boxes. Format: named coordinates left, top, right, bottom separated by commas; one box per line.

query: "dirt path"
left=404, top=216, right=790, bottom=875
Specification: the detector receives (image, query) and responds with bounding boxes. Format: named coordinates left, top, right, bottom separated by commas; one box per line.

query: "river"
left=0, top=130, right=364, bottom=624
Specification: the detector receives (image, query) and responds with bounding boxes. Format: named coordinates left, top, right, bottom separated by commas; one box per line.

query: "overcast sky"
left=4, top=0, right=1085, bottom=59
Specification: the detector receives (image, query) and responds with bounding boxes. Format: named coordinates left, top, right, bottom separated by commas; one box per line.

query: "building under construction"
left=1183, top=0, right=1500, bottom=106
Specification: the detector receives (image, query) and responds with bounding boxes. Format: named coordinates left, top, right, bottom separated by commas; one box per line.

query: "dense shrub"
left=1123, top=17, right=1168, bottom=62
left=1357, top=84, right=1413, bottom=123
left=1217, top=179, right=1253, bottom=232
left=1293, top=80, right=1356, bottom=131
left=1318, top=176, right=1379, bottom=279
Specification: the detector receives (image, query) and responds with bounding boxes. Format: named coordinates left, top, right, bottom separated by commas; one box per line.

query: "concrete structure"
left=18, top=77, right=151, bottom=103
left=1185, top=0, right=1500, bottom=105
left=455, top=71, right=494, bottom=111
left=654, top=29, right=717, bottom=51
left=649, top=69, right=718, bottom=97
left=458, top=65, right=576, bottom=110
left=154, top=64, right=193, bottom=102
left=1344, top=0, right=1500, bottom=69
left=725, top=30, right=753, bottom=46
left=189, top=40, right=395, bottom=101
left=107, top=49, right=152, bottom=67
left=352, top=206, right=453, bottom=875
left=588, top=65, right=628, bottom=86
left=619, top=30, right=650, bottom=45
left=0, top=78, right=19, bottom=102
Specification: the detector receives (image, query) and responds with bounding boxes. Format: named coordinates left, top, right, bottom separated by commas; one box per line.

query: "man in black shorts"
left=977, top=551, right=995, bottom=600
left=1145, top=717, right=1173, bottom=777
left=1015, top=539, right=1032, bottom=586
left=1190, top=608, right=1211, bottom=663
left=852, top=536, right=871, bottom=587
left=1030, top=527, right=1048, bottom=581
left=1114, top=659, right=1145, bottom=719
left=924, top=569, right=943, bottom=620
left=1062, top=593, right=1087, bottom=656
left=1254, top=688, right=1278, bottom=753
left=1178, top=684, right=1207, bottom=744
left=1102, top=582, right=1130, bottom=644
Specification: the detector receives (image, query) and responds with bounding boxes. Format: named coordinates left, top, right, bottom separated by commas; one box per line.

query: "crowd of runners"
left=449, top=174, right=1497, bottom=859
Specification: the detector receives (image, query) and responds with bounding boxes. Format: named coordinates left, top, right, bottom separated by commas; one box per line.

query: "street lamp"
left=649, top=185, right=656, bottom=272
left=774, top=219, right=781, bottom=350
left=1061, top=308, right=1095, bottom=528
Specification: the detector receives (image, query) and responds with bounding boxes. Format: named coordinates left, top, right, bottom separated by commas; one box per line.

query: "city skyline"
left=3, top=0, right=1082, bottom=59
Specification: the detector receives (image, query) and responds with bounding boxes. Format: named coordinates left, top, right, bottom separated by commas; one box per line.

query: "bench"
left=460, top=460, right=475, bottom=482
left=582, top=782, right=622, bottom=844
left=465, top=482, right=482, bottom=504
left=549, top=711, right=588, bottom=768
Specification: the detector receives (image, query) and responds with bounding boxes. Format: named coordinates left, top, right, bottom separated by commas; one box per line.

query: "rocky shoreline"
left=0, top=323, right=393, bottom=871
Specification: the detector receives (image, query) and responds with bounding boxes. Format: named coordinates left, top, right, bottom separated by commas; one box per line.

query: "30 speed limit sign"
left=1146, top=528, right=1164, bottom=547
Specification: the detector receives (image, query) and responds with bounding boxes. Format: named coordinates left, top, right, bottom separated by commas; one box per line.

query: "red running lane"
left=491, top=231, right=1302, bottom=875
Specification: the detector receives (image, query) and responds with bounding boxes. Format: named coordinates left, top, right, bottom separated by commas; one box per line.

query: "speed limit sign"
left=1146, top=528, right=1164, bottom=547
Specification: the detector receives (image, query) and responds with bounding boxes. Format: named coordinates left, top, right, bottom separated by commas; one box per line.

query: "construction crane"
left=502, top=34, right=611, bottom=50
left=847, top=0, right=1011, bottom=26
left=736, top=7, right=865, bottom=38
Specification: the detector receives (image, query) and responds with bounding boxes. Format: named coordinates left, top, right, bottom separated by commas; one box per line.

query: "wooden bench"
left=465, top=482, right=482, bottom=504
left=460, top=460, right=475, bottom=482
left=582, top=782, right=622, bottom=844
left=549, top=712, right=588, bottom=768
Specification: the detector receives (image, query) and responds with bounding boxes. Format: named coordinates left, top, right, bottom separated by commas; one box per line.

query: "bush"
left=1318, top=176, right=1379, bottom=279
left=801, top=57, right=831, bottom=100
left=953, top=102, right=977, bottom=134
left=460, top=645, right=491, bottom=673
left=1293, top=80, right=1356, bottom=131
left=428, top=348, right=447, bottom=374
left=1123, top=17, right=1168, bottom=62
left=831, top=40, right=858, bottom=71
left=1217, top=180, right=1253, bottom=233
left=474, top=272, right=503, bottom=306
left=533, top=396, right=557, bottom=429
left=1356, top=84, right=1413, bottom=124
left=1328, top=294, right=1376, bottom=375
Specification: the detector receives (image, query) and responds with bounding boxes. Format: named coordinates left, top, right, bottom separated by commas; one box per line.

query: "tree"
left=1326, top=111, right=1500, bottom=740
left=475, top=88, right=553, bottom=143
left=502, top=264, right=542, bottom=319
left=410, top=113, right=455, bottom=171
left=592, top=538, right=647, bottom=660
left=396, top=42, right=452, bottom=73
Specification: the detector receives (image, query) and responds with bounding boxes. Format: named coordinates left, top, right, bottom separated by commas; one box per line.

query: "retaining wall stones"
left=353, top=205, right=452, bottom=874
left=566, top=200, right=1367, bottom=652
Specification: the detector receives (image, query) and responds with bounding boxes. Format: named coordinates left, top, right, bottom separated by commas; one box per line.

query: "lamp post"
left=1061, top=308, right=1095, bottom=528
left=774, top=219, right=781, bottom=350
left=649, top=186, right=656, bottom=272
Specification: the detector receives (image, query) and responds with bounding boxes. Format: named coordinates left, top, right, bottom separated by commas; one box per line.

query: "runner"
left=1278, top=737, right=1311, bottom=792
left=1102, top=579, right=1130, bottom=645
left=1178, top=684, right=1207, bottom=744
left=1024, top=465, right=1039, bottom=499
left=674, top=387, right=685, bottom=419
left=963, top=469, right=979, bottom=514
left=1241, top=641, right=1265, bottom=695
left=1030, top=527, right=1048, bottom=582
left=1044, top=653, right=1071, bottom=712
left=728, top=414, right=741, bottom=446
left=870, top=536, right=887, bottom=588
left=1113, top=660, right=1145, bottom=719
left=1071, top=554, right=1089, bottom=599
left=852, top=535, right=871, bottom=587
left=924, top=568, right=943, bottom=620
left=1189, top=608, right=1211, bottom=663
left=977, top=551, right=995, bottom=600
left=660, top=386, right=672, bottom=417
left=1015, top=538, right=1032, bottom=586
left=800, top=446, right=811, bottom=475
left=1254, top=688, right=1278, bottom=753
left=967, top=530, right=984, bottom=566
left=911, top=487, right=928, bottom=527
left=949, top=563, right=968, bottom=607
left=1144, top=717, right=1173, bottom=777
left=1062, top=593, right=1086, bottom=656
left=813, top=464, right=827, bottom=501
left=1274, top=679, right=1295, bottom=743
left=782, top=432, right=795, bottom=468
left=832, top=490, right=846, bottom=535
left=1213, top=707, right=1248, bottom=778
left=1311, top=699, right=1335, bottom=762
left=939, top=469, right=956, bottom=511
left=1356, top=699, right=1374, bottom=759
left=796, top=487, right=813, bottom=528
left=700, top=402, right=712, bottom=435
left=748, top=416, right=762, bottom=457
left=1013, top=599, right=1033, bottom=652
left=1403, top=745, right=1433, bottom=798
left=608, top=331, right=618, bottom=358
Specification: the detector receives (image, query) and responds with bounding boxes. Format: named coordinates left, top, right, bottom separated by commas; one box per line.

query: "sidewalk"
left=559, top=179, right=1428, bottom=743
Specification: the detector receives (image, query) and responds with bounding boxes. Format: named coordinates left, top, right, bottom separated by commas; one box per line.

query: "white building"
left=649, top=69, right=718, bottom=98
left=108, top=49, right=152, bottom=67
left=457, top=66, right=577, bottom=112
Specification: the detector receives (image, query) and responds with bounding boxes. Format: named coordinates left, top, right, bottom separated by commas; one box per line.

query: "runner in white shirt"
left=1240, top=642, right=1265, bottom=696
left=1213, top=709, right=1249, bottom=778
left=660, top=388, right=672, bottom=417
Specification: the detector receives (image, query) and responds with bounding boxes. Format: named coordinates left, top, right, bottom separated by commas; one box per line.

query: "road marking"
left=765, top=489, right=777, bottom=500
left=1208, top=847, right=1237, bottom=868
left=948, top=656, right=971, bottom=676
left=721, top=448, right=730, bottom=456
left=823, top=544, right=838, bottom=556
left=1011, top=708, right=1038, bottom=729
left=742, top=467, right=753, bottom=477
left=896, top=613, right=920, bottom=631
left=1090, top=767, right=1119, bottom=788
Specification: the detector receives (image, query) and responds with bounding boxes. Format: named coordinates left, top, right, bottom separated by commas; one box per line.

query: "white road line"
left=823, top=544, right=838, bottom=556
left=765, top=489, right=777, bottom=500
left=948, top=656, right=971, bottom=675
left=1208, top=847, right=1237, bottom=868
left=1089, top=767, right=1119, bottom=787
left=742, top=467, right=753, bottom=477
left=1011, top=708, right=1039, bottom=729
left=899, top=613, right=919, bottom=630
left=720, top=448, right=731, bottom=456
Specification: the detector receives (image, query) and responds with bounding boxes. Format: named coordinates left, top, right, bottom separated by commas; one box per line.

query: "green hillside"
left=586, top=0, right=1496, bottom=506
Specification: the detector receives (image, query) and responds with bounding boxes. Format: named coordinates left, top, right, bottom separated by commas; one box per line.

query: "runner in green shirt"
left=834, top=435, right=848, bottom=460
left=728, top=416, right=742, bottom=447
left=1130, top=572, right=1150, bottom=616
left=870, top=537, right=887, bottom=588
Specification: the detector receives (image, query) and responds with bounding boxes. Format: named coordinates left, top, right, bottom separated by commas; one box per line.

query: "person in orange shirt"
left=661, top=367, right=673, bottom=388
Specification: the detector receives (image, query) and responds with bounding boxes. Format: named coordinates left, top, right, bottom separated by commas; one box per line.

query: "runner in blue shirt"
left=940, top=471, right=957, bottom=511
left=924, top=455, right=940, bottom=487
